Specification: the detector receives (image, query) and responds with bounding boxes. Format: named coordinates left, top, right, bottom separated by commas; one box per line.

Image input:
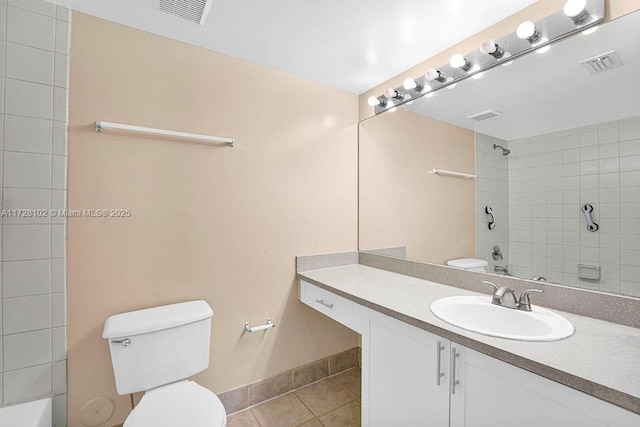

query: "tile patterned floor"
left=227, top=368, right=361, bottom=427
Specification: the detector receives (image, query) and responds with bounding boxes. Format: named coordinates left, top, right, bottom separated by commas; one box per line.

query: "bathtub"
left=0, top=398, right=51, bottom=427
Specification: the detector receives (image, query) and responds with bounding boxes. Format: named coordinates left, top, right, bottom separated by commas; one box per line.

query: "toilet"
left=102, top=300, right=227, bottom=427
left=446, top=258, right=489, bottom=273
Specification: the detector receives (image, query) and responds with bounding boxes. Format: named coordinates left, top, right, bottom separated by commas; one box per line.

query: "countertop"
left=298, top=264, right=640, bottom=414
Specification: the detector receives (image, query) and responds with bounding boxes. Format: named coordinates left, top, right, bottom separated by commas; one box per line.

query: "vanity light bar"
left=370, top=0, right=605, bottom=114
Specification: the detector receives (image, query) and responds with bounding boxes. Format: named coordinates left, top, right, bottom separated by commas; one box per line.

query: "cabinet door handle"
left=450, top=347, right=460, bottom=395
left=435, top=341, right=445, bottom=386
left=315, top=299, right=334, bottom=309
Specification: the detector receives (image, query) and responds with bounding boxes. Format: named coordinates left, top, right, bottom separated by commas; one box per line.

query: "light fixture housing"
left=517, top=21, right=542, bottom=43
left=536, top=39, right=551, bottom=54
left=366, top=0, right=605, bottom=117
left=367, top=96, right=387, bottom=107
left=564, top=0, right=589, bottom=24
left=403, top=77, right=424, bottom=92
left=425, top=68, right=447, bottom=83
left=480, top=39, right=505, bottom=59
left=384, top=88, right=405, bottom=100
left=450, top=54, right=472, bottom=71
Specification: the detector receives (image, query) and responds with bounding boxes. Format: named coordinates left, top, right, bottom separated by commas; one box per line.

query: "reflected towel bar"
left=245, top=318, right=275, bottom=333
left=430, top=169, right=476, bottom=180
left=95, top=120, right=235, bottom=147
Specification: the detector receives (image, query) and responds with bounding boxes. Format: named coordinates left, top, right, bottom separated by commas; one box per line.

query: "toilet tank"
left=103, top=300, right=213, bottom=395
left=447, top=258, right=489, bottom=272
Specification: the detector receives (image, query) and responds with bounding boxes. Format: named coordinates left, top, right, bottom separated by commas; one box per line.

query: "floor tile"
left=295, top=378, right=353, bottom=417
left=318, top=401, right=361, bottom=427
left=250, top=393, right=314, bottom=427
left=299, top=419, right=324, bottom=427
left=227, top=409, right=260, bottom=427
left=332, top=368, right=361, bottom=400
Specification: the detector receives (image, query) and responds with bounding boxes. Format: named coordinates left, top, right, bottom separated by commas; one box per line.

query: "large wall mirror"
left=359, top=9, right=640, bottom=298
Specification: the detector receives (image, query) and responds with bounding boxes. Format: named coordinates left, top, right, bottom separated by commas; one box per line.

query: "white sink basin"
left=430, top=296, right=574, bottom=341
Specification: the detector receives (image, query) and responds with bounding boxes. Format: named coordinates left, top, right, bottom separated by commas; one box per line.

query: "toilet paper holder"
left=245, top=318, right=276, bottom=333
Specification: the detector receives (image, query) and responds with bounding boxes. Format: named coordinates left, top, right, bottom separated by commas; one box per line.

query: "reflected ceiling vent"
left=580, top=50, right=622, bottom=74
left=158, top=0, right=213, bottom=25
left=467, top=109, right=503, bottom=122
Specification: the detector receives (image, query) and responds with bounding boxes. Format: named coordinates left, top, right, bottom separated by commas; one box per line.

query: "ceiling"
left=402, top=9, right=640, bottom=140
left=46, top=0, right=537, bottom=94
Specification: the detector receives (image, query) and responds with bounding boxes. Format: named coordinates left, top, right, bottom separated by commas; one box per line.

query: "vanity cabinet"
left=300, top=281, right=640, bottom=426
left=449, top=344, right=637, bottom=427
left=361, top=308, right=449, bottom=426
left=299, top=280, right=362, bottom=333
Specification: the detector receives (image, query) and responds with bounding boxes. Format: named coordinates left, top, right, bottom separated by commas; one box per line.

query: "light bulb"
left=564, top=0, right=589, bottom=23
left=480, top=39, right=505, bottom=59
left=425, top=68, right=447, bottom=83
left=450, top=54, right=471, bottom=71
left=384, top=88, right=405, bottom=101
left=403, top=78, right=416, bottom=90
left=517, top=21, right=541, bottom=43
left=367, top=96, right=386, bottom=107
left=403, top=77, right=423, bottom=92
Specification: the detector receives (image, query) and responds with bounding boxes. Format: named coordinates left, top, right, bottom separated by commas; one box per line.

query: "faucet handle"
left=518, top=289, right=544, bottom=311
left=482, top=280, right=500, bottom=292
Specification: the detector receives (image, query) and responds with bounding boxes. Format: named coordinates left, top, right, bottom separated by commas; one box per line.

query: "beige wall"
left=359, top=0, right=640, bottom=120
left=68, top=14, right=358, bottom=426
left=359, top=110, right=475, bottom=264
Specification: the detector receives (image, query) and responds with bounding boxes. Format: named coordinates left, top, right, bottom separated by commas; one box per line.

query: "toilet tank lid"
left=103, top=300, right=213, bottom=339
left=447, top=258, right=488, bottom=269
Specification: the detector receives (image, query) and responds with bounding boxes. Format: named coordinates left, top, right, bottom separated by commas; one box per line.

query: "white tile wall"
left=6, top=7, right=55, bottom=51
left=4, top=115, right=53, bottom=154
left=3, top=294, right=51, bottom=334
left=2, top=224, right=51, bottom=261
left=4, top=79, right=53, bottom=119
left=3, top=363, right=52, bottom=404
left=475, top=133, right=509, bottom=274
left=5, top=42, right=54, bottom=85
left=2, top=259, right=51, bottom=297
left=505, top=116, right=640, bottom=296
left=0, top=2, right=68, bottom=423
left=8, top=0, right=55, bottom=17
left=3, top=329, right=52, bottom=370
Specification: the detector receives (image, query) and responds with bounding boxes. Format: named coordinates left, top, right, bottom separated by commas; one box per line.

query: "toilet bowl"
left=124, top=381, right=226, bottom=427
left=103, top=300, right=227, bottom=427
left=447, top=258, right=489, bottom=273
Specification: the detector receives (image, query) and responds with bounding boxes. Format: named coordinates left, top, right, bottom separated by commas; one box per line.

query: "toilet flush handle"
left=111, top=338, right=131, bottom=347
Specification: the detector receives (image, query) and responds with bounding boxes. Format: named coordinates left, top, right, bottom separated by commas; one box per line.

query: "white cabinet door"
left=362, top=308, right=449, bottom=427
left=450, top=344, right=640, bottom=427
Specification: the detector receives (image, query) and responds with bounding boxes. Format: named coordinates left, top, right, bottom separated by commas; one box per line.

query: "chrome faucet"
left=482, top=281, right=544, bottom=312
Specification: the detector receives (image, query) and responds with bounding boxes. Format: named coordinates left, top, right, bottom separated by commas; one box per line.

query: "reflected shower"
left=493, top=144, right=511, bottom=156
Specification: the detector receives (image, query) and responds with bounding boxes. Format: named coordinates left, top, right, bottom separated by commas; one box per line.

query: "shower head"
left=493, top=144, right=511, bottom=156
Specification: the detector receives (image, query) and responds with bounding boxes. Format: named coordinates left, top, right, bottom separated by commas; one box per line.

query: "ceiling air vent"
left=580, top=50, right=623, bottom=74
left=158, top=0, right=213, bottom=25
left=467, top=109, right=503, bottom=122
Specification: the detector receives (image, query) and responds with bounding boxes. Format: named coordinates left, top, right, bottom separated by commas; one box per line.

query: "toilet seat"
left=124, top=380, right=227, bottom=427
